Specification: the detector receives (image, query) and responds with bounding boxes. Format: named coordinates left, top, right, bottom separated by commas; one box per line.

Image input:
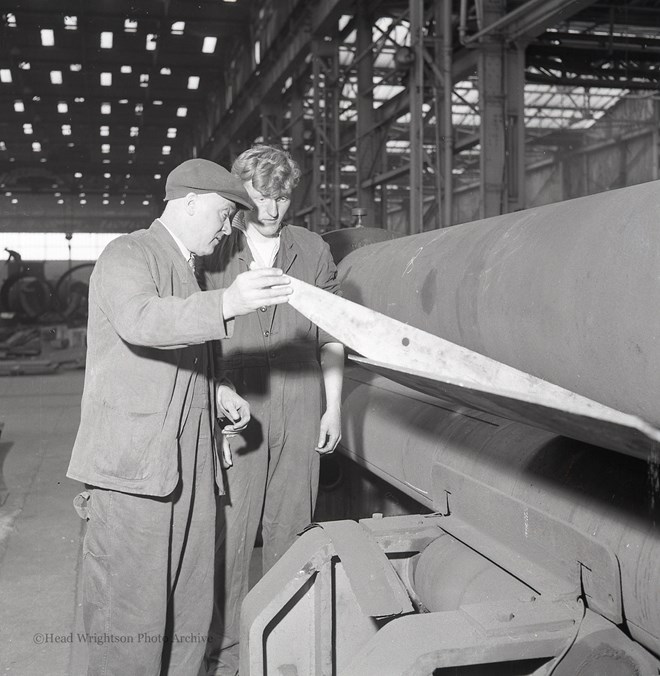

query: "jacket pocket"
left=93, top=405, right=165, bottom=482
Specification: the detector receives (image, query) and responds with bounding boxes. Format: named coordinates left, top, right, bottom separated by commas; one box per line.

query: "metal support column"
left=261, top=101, right=284, bottom=145
left=409, top=0, right=425, bottom=234
left=505, top=44, right=526, bottom=211
left=478, top=0, right=507, bottom=218
left=356, top=0, right=378, bottom=227
left=290, top=79, right=312, bottom=224
left=433, top=0, right=454, bottom=227
left=311, top=39, right=342, bottom=231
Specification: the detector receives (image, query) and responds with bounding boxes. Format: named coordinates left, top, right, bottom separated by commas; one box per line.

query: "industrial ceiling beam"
left=202, top=0, right=351, bottom=162
left=510, top=0, right=600, bottom=41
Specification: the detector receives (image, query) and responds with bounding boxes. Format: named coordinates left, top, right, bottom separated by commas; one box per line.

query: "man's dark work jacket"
left=67, top=220, right=233, bottom=497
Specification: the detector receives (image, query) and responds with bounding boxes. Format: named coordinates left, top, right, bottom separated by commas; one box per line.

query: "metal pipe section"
left=341, top=369, right=660, bottom=656
left=337, top=181, right=660, bottom=429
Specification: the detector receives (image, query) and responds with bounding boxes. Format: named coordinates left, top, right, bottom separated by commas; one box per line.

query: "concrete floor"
left=0, top=370, right=264, bottom=676
left=0, top=370, right=86, bottom=675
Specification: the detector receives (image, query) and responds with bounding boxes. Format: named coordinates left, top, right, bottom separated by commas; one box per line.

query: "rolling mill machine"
left=240, top=181, right=660, bottom=675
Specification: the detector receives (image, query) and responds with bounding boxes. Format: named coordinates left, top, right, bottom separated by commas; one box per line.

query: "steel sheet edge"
left=336, top=181, right=660, bottom=429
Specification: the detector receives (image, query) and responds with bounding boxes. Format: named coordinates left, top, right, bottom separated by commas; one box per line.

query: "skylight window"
left=162, top=146, right=171, bottom=155
left=75, top=97, right=85, bottom=103
left=50, top=70, right=63, bottom=85
left=100, top=72, right=112, bottom=86
left=100, top=32, right=113, bottom=49
left=128, top=145, right=136, bottom=154
left=70, top=63, right=82, bottom=71
left=153, top=100, right=163, bottom=105
left=160, top=67, right=171, bottom=75
left=167, top=128, right=177, bottom=139
left=14, top=101, right=24, bottom=112
left=177, top=107, right=187, bottom=118
left=41, top=29, right=55, bottom=47
left=64, top=16, right=77, bottom=30
left=1, top=69, right=13, bottom=83
left=121, top=65, right=132, bottom=74
left=6, top=13, right=16, bottom=28
left=58, top=102, right=68, bottom=113
left=18, top=62, right=30, bottom=70
left=140, top=74, right=149, bottom=87
left=100, top=126, right=109, bottom=137
left=154, top=174, right=161, bottom=180
left=102, top=144, right=110, bottom=154
left=101, top=103, right=111, bottom=115
left=124, top=19, right=137, bottom=33
left=0, top=142, right=6, bottom=150
left=202, top=37, right=217, bottom=54
left=32, top=142, right=41, bottom=152
left=74, top=172, right=82, bottom=178
left=104, top=172, right=111, bottom=179
left=130, top=127, right=139, bottom=137
left=135, top=103, right=144, bottom=115
left=146, top=34, right=157, bottom=51
left=187, top=76, right=200, bottom=90
left=62, top=125, right=71, bottom=136
left=23, top=123, right=33, bottom=134
left=171, top=21, right=185, bottom=35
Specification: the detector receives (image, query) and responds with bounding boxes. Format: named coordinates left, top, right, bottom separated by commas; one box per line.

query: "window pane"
left=1, top=232, right=121, bottom=260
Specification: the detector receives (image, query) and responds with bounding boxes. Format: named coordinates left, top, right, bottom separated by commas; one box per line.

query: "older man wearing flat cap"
left=67, top=158, right=292, bottom=676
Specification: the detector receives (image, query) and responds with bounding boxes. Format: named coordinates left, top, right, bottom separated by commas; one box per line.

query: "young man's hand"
left=316, top=407, right=341, bottom=454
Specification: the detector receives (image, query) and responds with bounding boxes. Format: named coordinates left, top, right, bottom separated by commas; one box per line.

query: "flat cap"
left=164, top=158, right=252, bottom=209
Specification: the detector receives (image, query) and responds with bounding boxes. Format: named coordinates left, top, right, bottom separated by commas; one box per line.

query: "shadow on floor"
left=0, top=441, right=13, bottom=507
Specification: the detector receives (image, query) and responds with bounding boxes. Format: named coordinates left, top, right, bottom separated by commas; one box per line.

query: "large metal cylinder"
left=341, top=370, right=660, bottom=658
left=337, top=181, right=660, bottom=428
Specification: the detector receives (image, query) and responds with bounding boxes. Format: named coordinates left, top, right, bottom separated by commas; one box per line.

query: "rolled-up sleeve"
left=315, top=240, right=341, bottom=347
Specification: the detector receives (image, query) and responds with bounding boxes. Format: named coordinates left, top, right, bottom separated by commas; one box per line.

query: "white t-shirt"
left=233, top=212, right=280, bottom=268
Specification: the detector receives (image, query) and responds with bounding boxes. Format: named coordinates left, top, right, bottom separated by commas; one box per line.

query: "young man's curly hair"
left=231, top=144, right=301, bottom=199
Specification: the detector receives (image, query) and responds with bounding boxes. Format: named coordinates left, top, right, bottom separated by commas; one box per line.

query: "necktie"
left=188, top=254, right=206, bottom=291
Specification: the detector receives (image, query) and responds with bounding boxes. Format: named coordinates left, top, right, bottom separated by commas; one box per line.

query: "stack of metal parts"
left=239, top=181, right=660, bottom=675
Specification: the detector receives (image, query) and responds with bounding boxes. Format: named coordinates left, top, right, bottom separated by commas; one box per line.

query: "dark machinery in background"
left=0, top=248, right=93, bottom=323
left=240, top=182, right=660, bottom=674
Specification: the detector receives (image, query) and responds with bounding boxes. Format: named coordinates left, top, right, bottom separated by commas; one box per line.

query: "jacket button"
left=263, top=330, right=270, bottom=337
left=260, top=306, right=267, bottom=312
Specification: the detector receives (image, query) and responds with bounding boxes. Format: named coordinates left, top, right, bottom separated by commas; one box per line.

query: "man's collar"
left=156, top=218, right=191, bottom=261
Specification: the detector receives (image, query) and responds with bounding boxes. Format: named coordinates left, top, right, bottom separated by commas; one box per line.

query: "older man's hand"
left=222, top=268, right=292, bottom=319
left=217, top=385, right=250, bottom=433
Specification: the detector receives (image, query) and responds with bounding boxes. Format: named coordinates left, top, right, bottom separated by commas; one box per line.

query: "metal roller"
left=337, top=180, right=660, bottom=429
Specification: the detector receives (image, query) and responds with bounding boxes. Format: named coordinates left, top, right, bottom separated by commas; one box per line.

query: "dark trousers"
left=79, top=407, right=216, bottom=676
left=204, top=368, right=321, bottom=676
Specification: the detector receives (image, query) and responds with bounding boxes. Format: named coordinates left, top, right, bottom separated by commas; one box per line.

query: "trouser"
left=204, top=398, right=320, bottom=676
left=76, top=407, right=215, bottom=676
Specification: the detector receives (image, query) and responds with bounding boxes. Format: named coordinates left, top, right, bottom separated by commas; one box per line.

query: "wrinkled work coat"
left=67, top=220, right=233, bottom=497
left=203, top=224, right=339, bottom=454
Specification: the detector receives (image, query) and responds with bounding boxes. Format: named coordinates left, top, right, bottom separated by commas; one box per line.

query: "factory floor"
left=0, top=370, right=86, bottom=676
left=0, top=372, right=263, bottom=676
